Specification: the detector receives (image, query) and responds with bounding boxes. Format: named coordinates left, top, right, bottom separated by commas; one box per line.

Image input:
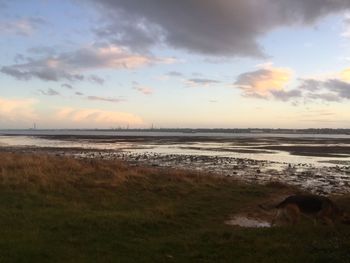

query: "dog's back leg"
left=284, top=204, right=300, bottom=225
left=271, top=209, right=281, bottom=226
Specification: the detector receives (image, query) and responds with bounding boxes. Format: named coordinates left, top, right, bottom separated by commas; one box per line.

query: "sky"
left=0, top=0, right=350, bottom=129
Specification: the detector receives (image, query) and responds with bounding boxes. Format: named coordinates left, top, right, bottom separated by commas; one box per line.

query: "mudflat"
left=0, top=134, right=350, bottom=194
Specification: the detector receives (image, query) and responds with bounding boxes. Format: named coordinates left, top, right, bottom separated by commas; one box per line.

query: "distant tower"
left=33, top=123, right=37, bottom=130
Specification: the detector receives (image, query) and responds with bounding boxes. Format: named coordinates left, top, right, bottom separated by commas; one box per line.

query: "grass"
left=0, top=153, right=349, bottom=262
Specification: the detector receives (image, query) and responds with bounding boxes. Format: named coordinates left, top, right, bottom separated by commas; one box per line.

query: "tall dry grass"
left=0, top=153, right=221, bottom=191
left=0, top=153, right=147, bottom=189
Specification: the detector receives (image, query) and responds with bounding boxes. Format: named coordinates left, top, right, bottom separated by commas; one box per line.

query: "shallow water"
left=1, top=134, right=350, bottom=194
left=0, top=135, right=348, bottom=167
left=1, top=129, right=350, bottom=139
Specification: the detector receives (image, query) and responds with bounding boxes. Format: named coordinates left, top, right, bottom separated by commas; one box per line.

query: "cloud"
left=234, top=65, right=350, bottom=102
left=88, top=0, right=350, bottom=57
left=186, top=78, right=221, bottom=87
left=55, top=107, right=144, bottom=127
left=134, top=85, right=154, bottom=95
left=75, top=92, right=84, bottom=96
left=88, top=74, right=105, bottom=85
left=234, top=66, right=294, bottom=98
left=38, top=88, right=60, bottom=96
left=1, top=62, right=84, bottom=82
left=299, top=78, right=350, bottom=102
left=340, top=68, right=350, bottom=82
left=0, top=97, right=37, bottom=123
left=0, top=17, right=46, bottom=36
left=167, top=71, right=183, bottom=77
left=270, top=89, right=302, bottom=101
left=87, top=96, right=126, bottom=103
left=61, top=83, right=73, bottom=89
left=1, top=44, right=172, bottom=83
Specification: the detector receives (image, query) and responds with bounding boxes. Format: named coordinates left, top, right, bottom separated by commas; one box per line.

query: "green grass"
left=0, top=153, right=349, bottom=262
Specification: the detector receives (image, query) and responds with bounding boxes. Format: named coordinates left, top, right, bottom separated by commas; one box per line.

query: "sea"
left=0, top=129, right=349, bottom=167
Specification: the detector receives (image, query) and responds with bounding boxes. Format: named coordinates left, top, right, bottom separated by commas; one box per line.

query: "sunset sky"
left=1, top=0, right=350, bottom=129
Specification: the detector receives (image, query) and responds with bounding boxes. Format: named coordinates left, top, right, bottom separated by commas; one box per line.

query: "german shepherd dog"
left=271, top=195, right=345, bottom=226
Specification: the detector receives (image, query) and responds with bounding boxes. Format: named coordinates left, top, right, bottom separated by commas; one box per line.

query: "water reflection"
left=0, top=135, right=349, bottom=167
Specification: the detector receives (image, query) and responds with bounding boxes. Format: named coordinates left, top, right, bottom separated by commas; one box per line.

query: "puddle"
left=225, top=216, right=271, bottom=228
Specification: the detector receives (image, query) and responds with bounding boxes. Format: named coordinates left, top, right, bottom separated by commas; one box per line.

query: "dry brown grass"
left=0, top=153, right=141, bottom=189
left=0, top=152, right=227, bottom=191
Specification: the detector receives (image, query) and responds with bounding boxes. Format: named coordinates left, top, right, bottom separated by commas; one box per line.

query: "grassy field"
left=0, top=153, right=349, bottom=263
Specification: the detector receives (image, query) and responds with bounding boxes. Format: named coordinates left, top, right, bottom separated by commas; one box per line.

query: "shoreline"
left=1, top=145, right=349, bottom=195
left=1, top=133, right=350, bottom=195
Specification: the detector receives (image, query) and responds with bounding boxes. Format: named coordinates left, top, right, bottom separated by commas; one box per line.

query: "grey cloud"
left=167, top=71, right=183, bottom=77
left=307, top=92, right=341, bottom=102
left=88, top=74, right=105, bottom=85
left=87, top=96, right=125, bottom=103
left=14, top=54, right=27, bottom=63
left=1, top=63, right=84, bottom=82
left=325, top=79, right=350, bottom=99
left=298, top=78, right=350, bottom=102
left=88, top=0, right=350, bottom=57
left=298, top=79, right=322, bottom=91
left=94, top=16, right=163, bottom=53
left=61, top=83, right=73, bottom=89
left=1, top=44, right=159, bottom=83
left=270, top=90, right=302, bottom=101
left=187, top=78, right=221, bottom=86
left=236, top=74, right=350, bottom=102
left=38, top=88, right=60, bottom=96
left=235, top=69, right=272, bottom=87
left=75, top=91, right=84, bottom=96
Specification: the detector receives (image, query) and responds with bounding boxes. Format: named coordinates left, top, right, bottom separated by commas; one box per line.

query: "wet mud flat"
left=1, top=134, right=350, bottom=195
left=1, top=143, right=349, bottom=195
left=35, top=134, right=350, bottom=158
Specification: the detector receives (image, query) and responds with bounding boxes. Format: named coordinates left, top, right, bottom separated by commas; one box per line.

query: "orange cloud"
left=55, top=107, right=144, bottom=127
left=235, top=66, right=293, bottom=98
left=339, top=68, right=350, bottom=82
left=0, top=97, right=37, bottom=122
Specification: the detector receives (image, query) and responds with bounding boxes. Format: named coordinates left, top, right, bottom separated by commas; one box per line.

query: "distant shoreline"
left=1, top=128, right=350, bottom=135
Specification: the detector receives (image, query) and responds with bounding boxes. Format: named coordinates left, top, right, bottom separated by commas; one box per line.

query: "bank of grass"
left=0, top=153, right=349, bottom=263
